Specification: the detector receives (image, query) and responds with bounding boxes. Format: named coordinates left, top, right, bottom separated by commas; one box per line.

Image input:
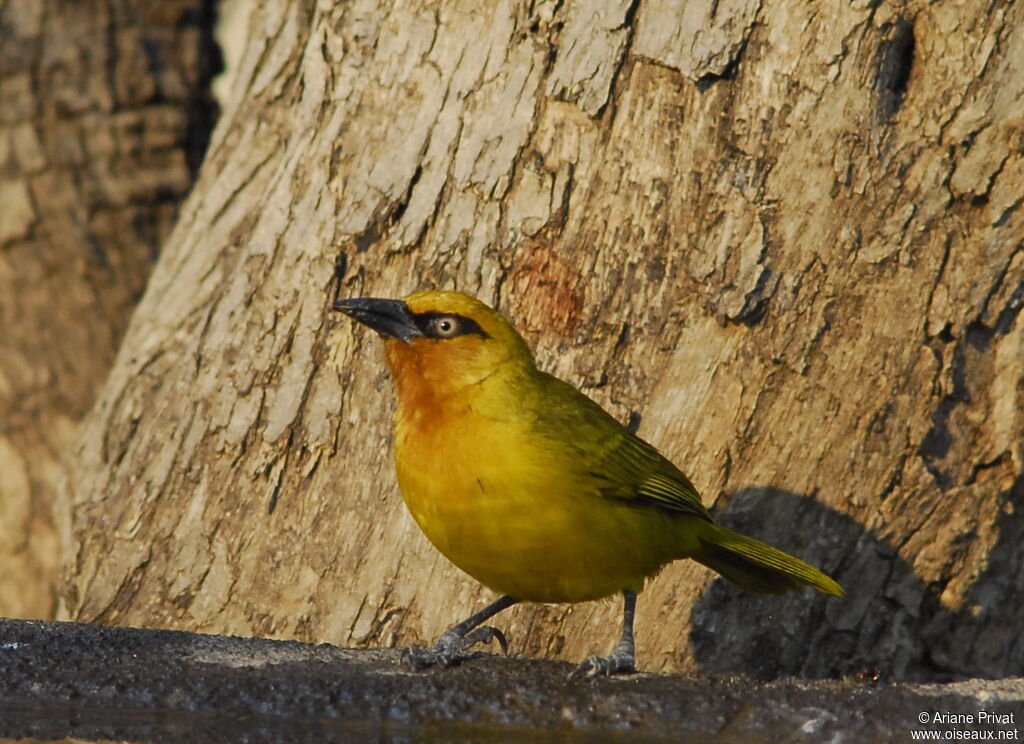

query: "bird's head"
left=333, top=290, right=534, bottom=399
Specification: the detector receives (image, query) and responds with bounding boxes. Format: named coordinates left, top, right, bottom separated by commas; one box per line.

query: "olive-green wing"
left=531, top=372, right=712, bottom=522
left=587, top=425, right=712, bottom=521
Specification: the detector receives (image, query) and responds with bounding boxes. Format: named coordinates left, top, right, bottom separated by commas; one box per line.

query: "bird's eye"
left=431, top=316, right=460, bottom=338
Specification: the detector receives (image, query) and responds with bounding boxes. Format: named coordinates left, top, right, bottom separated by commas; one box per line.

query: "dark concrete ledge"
left=1, top=619, right=1022, bottom=743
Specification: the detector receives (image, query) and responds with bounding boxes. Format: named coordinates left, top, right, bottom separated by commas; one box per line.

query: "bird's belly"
left=395, top=422, right=679, bottom=603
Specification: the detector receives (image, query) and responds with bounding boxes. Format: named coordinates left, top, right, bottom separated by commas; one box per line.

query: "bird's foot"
left=401, top=625, right=509, bottom=669
left=569, top=649, right=636, bottom=679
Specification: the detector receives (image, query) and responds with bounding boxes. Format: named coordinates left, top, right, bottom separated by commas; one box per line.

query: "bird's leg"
left=570, top=590, right=638, bottom=678
left=402, top=594, right=519, bottom=669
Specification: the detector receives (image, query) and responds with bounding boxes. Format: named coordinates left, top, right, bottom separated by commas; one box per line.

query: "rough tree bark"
left=0, top=0, right=217, bottom=618
left=62, top=0, right=1023, bottom=680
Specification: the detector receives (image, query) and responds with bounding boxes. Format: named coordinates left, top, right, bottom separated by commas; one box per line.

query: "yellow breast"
left=392, top=388, right=681, bottom=603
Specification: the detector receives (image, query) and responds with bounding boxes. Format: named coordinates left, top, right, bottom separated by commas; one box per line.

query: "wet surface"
left=0, top=619, right=1021, bottom=743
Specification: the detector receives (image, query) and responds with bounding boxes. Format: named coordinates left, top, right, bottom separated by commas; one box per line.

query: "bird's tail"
left=690, top=522, right=844, bottom=596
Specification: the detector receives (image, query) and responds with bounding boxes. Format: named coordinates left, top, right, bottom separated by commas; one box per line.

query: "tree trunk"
left=0, top=0, right=217, bottom=618
left=62, top=0, right=1023, bottom=680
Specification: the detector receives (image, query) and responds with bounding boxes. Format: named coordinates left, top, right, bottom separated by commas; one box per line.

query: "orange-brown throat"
left=385, top=336, right=487, bottom=407
left=384, top=339, right=439, bottom=424
left=383, top=331, right=528, bottom=432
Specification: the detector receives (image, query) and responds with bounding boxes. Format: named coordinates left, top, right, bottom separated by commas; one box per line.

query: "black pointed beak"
left=332, top=297, right=423, bottom=344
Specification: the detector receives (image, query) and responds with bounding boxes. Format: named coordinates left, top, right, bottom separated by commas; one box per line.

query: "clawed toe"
left=569, top=651, right=636, bottom=679
left=401, top=624, right=509, bottom=669
left=400, top=644, right=444, bottom=669
left=462, top=625, right=508, bottom=654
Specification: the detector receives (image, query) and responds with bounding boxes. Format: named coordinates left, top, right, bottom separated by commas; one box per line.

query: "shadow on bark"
left=690, top=484, right=1024, bottom=682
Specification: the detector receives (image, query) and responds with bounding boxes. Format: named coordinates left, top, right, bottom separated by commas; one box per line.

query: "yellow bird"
left=334, top=290, right=843, bottom=676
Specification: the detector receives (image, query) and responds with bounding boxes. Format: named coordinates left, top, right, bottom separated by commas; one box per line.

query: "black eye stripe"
left=413, top=312, right=490, bottom=339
